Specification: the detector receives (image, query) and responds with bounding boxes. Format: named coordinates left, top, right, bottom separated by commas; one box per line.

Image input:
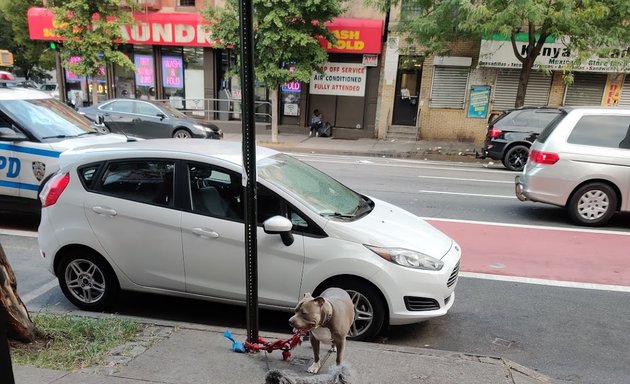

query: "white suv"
left=515, top=107, right=630, bottom=226
left=0, top=86, right=131, bottom=212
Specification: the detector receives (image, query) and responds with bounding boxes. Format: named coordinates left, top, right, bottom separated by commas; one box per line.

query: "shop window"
left=134, top=46, right=157, bottom=100
left=429, top=66, right=469, bottom=108
left=114, top=45, right=135, bottom=99
left=161, top=47, right=184, bottom=103
left=183, top=47, right=204, bottom=114
left=178, top=0, right=195, bottom=6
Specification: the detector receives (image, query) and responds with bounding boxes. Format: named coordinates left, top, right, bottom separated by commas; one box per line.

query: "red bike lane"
left=428, top=219, right=630, bottom=287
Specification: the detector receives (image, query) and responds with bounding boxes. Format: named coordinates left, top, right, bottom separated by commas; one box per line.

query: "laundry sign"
left=310, top=63, right=367, bottom=97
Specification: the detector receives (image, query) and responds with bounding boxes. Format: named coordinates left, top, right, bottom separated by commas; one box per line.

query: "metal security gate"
left=618, top=75, right=630, bottom=107
left=564, top=73, right=607, bottom=106
left=492, top=70, right=552, bottom=111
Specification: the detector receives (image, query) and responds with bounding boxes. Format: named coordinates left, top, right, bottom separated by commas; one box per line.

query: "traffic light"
left=49, top=41, right=62, bottom=51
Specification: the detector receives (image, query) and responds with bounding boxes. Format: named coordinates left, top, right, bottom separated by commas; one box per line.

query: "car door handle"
left=91, top=206, right=117, bottom=216
left=192, top=227, right=219, bottom=239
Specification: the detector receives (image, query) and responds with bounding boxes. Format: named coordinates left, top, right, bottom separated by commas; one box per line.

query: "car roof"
left=561, top=106, right=630, bottom=113
left=62, top=139, right=280, bottom=167
left=0, top=86, right=53, bottom=100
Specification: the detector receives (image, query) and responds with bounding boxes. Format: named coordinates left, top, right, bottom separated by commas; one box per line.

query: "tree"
left=0, top=243, right=35, bottom=344
left=51, top=0, right=137, bottom=105
left=370, top=0, right=630, bottom=108
left=0, top=0, right=55, bottom=82
left=204, top=0, right=344, bottom=143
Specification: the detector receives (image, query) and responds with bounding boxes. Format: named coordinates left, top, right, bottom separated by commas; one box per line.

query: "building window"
left=429, top=66, right=469, bottom=108
left=400, top=0, right=423, bottom=21
left=178, top=0, right=195, bottom=6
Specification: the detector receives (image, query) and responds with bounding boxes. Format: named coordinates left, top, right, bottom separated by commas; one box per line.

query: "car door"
left=132, top=102, right=174, bottom=139
left=83, top=159, right=185, bottom=291
left=180, top=162, right=305, bottom=308
left=98, top=100, right=136, bottom=135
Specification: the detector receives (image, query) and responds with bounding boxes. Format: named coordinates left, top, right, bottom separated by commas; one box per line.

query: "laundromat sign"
left=319, top=18, right=383, bottom=54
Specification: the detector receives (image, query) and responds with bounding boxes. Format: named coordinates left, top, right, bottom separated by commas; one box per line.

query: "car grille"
left=447, top=260, right=460, bottom=288
left=404, top=296, right=440, bottom=311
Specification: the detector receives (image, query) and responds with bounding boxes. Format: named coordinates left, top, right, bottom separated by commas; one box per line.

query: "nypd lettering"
left=0, top=156, right=21, bottom=178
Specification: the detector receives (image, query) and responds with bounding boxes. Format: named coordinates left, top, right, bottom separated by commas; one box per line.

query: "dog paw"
left=307, top=361, right=321, bottom=374
left=330, top=345, right=337, bottom=352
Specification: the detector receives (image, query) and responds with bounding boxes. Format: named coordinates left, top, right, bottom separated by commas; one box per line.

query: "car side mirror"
left=263, top=215, right=294, bottom=246
left=0, top=127, right=27, bottom=141
left=157, top=113, right=166, bottom=121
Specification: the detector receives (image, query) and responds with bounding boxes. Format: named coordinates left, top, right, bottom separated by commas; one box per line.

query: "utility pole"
left=238, top=0, right=259, bottom=343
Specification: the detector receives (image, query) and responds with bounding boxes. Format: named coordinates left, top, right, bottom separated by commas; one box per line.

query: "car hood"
left=322, top=197, right=454, bottom=259
left=48, top=133, right=130, bottom=152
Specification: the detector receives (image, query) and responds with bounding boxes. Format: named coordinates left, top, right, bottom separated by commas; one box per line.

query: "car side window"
left=77, top=163, right=101, bottom=189
left=136, top=103, right=162, bottom=117
left=188, top=163, right=243, bottom=220
left=258, top=186, right=311, bottom=232
left=102, top=101, right=133, bottom=113
left=567, top=115, right=630, bottom=149
left=97, top=160, right=175, bottom=207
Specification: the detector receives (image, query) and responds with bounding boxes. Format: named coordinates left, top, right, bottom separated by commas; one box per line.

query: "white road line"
left=0, top=229, right=38, bottom=237
left=422, top=216, right=630, bottom=235
left=460, top=272, right=630, bottom=293
left=418, top=190, right=516, bottom=199
left=417, top=175, right=513, bottom=184
left=21, top=279, right=58, bottom=304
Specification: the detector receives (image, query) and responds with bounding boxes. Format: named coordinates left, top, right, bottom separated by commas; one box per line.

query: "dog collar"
left=320, top=302, right=333, bottom=327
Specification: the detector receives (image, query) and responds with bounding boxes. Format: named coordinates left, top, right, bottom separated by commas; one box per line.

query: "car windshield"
left=0, top=98, right=95, bottom=139
left=258, top=153, right=371, bottom=218
left=40, top=84, right=56, bottom=91
left=157, top=102, right=188, bottom=118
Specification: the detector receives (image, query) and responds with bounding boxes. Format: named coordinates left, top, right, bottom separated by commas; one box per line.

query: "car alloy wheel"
left=503, top=145, right=529, bottom=171
left=321, top=280, right=385, bottom=341
left=568, top=182, right=617, bottom=226
left=173, top=129, right=192, bottom=139
left=58, top=251, right=119, bottom=310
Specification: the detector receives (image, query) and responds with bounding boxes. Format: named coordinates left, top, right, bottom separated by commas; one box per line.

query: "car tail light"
left=487, top=126, right=501, bottom=138
left=40, top=173, right=70, bottom=208
left=529, top=149, right=559, bottom=165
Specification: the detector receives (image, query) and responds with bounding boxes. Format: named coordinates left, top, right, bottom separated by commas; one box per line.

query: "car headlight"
left=365, top=245, right=444, bottom=271
left=192, top=124, right=206, bottom=131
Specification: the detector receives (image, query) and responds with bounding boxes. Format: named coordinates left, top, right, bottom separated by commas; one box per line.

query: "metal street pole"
left=238, top=0, right=259, bottom=343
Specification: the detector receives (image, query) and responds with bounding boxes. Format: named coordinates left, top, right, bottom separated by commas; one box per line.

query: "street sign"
left=0, top=51, right=14, bottom=67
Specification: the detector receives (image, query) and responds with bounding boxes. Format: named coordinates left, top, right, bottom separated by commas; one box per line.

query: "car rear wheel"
left=568, top=183, right=617, bottom=226
left=319, top=280, right=385, bottom=341
left=173, top=129, right=192, bottom=139
left=502, top=145, right=529, bottom=171
left=58, top=250, right=119, bottom=311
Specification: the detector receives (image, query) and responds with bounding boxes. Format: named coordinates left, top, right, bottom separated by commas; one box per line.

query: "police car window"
left=1, top=98, right=93, bottom=139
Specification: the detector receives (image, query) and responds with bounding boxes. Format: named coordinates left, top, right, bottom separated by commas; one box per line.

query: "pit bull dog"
left=288, top=288, right=355, bottom=374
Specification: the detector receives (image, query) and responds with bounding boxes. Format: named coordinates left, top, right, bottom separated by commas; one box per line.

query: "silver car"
left=515, top=107, right=630, bottom=226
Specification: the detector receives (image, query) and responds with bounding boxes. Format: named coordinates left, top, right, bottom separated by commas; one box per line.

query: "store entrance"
left=392, top=56, right=422, bottom=126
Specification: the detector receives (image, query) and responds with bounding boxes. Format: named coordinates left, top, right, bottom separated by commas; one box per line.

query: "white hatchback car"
left=38, top=139, right=461, bottom=340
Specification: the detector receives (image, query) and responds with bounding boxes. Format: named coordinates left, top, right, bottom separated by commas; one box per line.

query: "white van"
left=0, top=86, right=132, bottom=212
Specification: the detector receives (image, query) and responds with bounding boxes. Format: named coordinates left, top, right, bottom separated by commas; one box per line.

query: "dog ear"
left=313, top=296, right=325, bottom=306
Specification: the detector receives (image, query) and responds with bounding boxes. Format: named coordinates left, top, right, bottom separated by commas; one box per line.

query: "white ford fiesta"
left=38, top=139, right=461, bottom=340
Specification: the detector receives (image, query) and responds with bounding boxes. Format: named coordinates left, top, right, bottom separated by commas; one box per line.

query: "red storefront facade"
left=27, top=7, right=383, bottom=136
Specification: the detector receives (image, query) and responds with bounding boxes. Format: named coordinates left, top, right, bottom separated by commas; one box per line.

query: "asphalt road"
left=1, top=154, right=628, bottom=384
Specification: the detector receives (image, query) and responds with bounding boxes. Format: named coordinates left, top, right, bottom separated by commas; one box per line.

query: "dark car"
left=476, top=107, right=561, bottom=171
left=79, top=99, right=223, bottom=140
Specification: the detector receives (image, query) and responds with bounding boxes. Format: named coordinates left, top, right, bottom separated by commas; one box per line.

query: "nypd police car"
left=0, top=85, right=133, bottom=212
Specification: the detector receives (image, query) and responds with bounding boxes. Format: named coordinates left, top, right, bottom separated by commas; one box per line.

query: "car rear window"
left=537, top=111, right=567, bottom=143
left=567, top=115, right=630, bottom=149
left=495, top=109, right=560, bottom=132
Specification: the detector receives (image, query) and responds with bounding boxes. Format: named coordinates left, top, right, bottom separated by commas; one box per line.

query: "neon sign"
left=135, top=55, right=155, bottom=87
left=162, top=56, right=183, bottom=89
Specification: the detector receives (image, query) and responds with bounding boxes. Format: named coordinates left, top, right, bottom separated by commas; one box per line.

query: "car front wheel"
left=502, top=145, right=529, bottom=171
left=173, top=129, right=192, bottom=138
left=568, top=183, right=617, bottom=226
left=58, top=250, right=119, bottom=311
left=320, top=280, right=386, bottom=341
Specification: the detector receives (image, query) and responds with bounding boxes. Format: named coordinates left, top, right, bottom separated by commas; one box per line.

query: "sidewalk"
left=14, top=321, right=557, bottom=384
left=215, top=121, right=487, bottom=162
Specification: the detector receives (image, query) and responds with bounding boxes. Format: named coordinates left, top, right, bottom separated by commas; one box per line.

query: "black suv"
left=477, top=107, right=561, bottom=171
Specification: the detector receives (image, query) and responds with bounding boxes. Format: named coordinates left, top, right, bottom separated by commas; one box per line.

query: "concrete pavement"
left=14, top=321, right=557, bottom=384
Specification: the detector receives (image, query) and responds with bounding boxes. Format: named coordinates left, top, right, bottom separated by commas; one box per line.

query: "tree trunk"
left=514, top=58, right=535, bottom=108
left=270, top=88, right=279, bottom=144
left=0, top=244, right=35, bottom=343
left=91, top=76, right=99, bottom=106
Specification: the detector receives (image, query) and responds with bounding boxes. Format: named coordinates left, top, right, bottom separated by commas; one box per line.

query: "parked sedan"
left=38, top=140, right=461, bottom=341
left=79, top=99, right=222, bottom=139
